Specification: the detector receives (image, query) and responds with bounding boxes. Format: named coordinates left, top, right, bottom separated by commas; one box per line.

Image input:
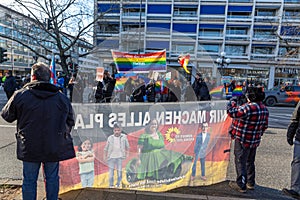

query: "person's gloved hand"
left=287, top=136, right=294, bottom=146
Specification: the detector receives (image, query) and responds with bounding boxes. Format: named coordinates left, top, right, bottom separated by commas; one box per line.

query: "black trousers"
left=234, top=140, right=257, bottom=189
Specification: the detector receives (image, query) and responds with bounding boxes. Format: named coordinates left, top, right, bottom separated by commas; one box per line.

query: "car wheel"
left=265, top=97, right=276, bottom=106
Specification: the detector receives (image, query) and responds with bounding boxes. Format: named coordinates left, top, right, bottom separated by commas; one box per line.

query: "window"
left=255, top=9, right=276, bottom=17
left=225, top=45, right=246, bottom=56
left=198, top=44, right=219, bottom=53
left=281, top=26, right=300, bottom=36
left=253, top=29, right=276, bottom=39
left=173, top=7, right=197, bottom=17
left=284, top=10, right=300, bottom=19
left=278, top=47, right=299, bottom=58
left=122, top=24, right=144, bottom=32
left=228, top=12, right=251, bottom=19
left=252, top=46, right=274, bottom=54
left=199, top=29, right=222, bottom=37
left=99, top=24, right=119, bottom=34
left=226, top=27, right=247, bottom=35
left=172, top=43, right=194, bottom=54
left=123, top=8, right=145, bottom=16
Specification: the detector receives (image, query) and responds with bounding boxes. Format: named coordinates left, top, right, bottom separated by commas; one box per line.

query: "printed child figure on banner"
left=191, top=122, right=211, bottom=181
left=104, top=122, right=130, bottom=188
left=76, top=138, right=95, bottom=188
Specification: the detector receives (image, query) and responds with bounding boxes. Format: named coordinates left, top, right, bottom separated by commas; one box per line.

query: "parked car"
left=264, top=85, right=300, bottom=106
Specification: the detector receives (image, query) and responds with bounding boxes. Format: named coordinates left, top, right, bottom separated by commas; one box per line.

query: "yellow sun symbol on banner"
left=165, top=127, right=181, bottom=143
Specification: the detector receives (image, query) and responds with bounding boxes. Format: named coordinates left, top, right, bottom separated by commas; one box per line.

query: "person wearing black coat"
left=95, top=81, right=104, bottom=103
left=3, top=71, right=17, bottom=100
left=103, top=70, right=116, bottom=102
left=1, top=62, right=75, bottom=200
left=146, top=80, right=156, bottom=102
left=199, top=81, right=211, bottom=101
left=192, top=73, right=211, bottom=101
left=192, top=73, right=202, bottom=101
left=168, top=79, right=181, bottom=102
left=132, top=78, right=146, bottom=102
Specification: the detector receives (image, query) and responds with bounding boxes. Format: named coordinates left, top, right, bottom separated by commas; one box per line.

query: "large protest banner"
left=59, top=101, right=231, bottom=194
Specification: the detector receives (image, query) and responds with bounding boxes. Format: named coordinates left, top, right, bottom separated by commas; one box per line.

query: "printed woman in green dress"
left=126, top=119, right=192, bottom=182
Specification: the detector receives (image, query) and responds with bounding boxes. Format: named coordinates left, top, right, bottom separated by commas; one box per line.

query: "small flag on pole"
left=178, top=54, right=191, bottom=74
left=49, top=55, right=57, bottom=85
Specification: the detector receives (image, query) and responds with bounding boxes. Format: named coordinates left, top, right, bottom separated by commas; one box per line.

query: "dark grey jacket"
left=287, top=101, right=300, bottom=144
left=1, top=81, right=75, bottom=162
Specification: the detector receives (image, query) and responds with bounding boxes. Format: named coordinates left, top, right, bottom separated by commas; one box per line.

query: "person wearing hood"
left=1, top=62, right=76, bottom=200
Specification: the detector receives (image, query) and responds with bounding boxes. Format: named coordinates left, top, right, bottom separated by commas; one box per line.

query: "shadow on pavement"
left=170, top=181, right=292, bottom=200
left=59, top=180, right=293, bottom=200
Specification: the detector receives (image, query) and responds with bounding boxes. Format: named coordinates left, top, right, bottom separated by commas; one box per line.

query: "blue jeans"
left=108, top=158, right=122, bottom=187
left=192, top=153, right=206, bottom=177
left=291, top=140, right=300, bottom=193
left=22, top=161, right=59, bottom=200
left=80, top=171, right=94, bottom=187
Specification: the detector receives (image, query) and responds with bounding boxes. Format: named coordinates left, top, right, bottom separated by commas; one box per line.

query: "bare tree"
left=1, top=0, right=116, bottom=75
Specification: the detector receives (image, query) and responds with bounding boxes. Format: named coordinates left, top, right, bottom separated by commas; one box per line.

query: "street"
left=267, top=106, right=294, bottom=129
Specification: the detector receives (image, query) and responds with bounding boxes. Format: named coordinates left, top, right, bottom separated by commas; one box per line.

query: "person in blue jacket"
left=191, top=122, right=211, bottom=181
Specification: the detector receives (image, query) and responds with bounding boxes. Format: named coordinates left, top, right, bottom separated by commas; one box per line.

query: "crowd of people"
left=94, top=71, right=213, bottom=103
left=0, top=70, right=85, bottom=103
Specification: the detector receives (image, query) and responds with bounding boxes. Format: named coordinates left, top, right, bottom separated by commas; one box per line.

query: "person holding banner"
left=104, top=122, right=130, bottom=188
left=227, top=86, right=268, bottom=193
left=191, top=122, right=211, bottom=181
left=1, top=62, right=76, bottom=200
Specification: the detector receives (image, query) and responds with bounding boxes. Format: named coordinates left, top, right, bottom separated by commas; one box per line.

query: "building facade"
left=0, top=4, right=100, bottom=84
left=94, top=0, right=300, bottom=89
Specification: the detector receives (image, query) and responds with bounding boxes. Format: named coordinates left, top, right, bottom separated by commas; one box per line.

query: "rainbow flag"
left=114, top=77, right=127, bottom=92
left=49, top=55, right=57, bottom=85
left=178, top=54, right=190, bottom=74
left=210, top=85, right=223, bottom=99
left=232, top=86, right=243, bottom=97
left=111, top=50, right=167, bottom=73
left=155, top=80, right=168, bottom=94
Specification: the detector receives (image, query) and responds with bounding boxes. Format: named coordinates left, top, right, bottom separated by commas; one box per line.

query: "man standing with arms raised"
left=1, top=62, right=76, bottom=200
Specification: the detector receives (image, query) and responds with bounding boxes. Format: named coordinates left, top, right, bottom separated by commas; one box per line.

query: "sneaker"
left=200, top=176, right=207, bottom=181
left=282, top=188, right=300, bottom=199
left=246, top=183, right=255, bottom=190
left=191, top=176, right=195, bottom=181
left=229, top=181, right=247, bottom=193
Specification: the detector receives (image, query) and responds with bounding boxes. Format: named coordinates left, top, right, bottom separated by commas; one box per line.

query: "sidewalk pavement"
left=1, top=179, right=256, bottom=200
